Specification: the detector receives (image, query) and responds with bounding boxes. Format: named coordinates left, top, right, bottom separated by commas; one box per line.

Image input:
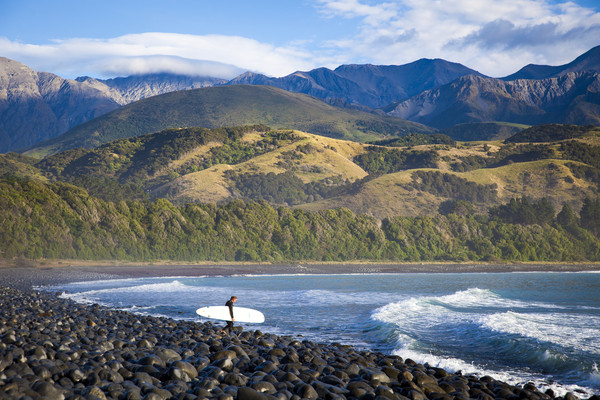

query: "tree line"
left=2, top=177, right=599, bottom=263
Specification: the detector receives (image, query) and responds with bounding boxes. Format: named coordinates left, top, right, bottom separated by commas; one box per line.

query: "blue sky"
left=1, top=0, right=599, bottom=79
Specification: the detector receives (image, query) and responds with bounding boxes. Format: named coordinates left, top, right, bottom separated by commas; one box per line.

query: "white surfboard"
left=196, top=306, right=265, bottom=323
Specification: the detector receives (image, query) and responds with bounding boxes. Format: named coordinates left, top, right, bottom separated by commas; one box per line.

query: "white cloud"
left=1, top=1, right=599, bottom=79
left=0, top=33, right=316, bottom=79
left=315, top=0, right=600, bottom=77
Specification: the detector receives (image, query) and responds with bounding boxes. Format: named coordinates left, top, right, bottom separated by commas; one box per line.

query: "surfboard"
left=196, top=306, right=265, bottom=323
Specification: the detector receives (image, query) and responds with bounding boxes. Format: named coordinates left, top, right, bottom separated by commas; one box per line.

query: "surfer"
left=222, top=295, right=237, bottom=334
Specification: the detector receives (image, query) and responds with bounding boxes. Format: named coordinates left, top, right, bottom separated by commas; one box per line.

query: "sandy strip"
left=1, top=261, right=599, bottom=290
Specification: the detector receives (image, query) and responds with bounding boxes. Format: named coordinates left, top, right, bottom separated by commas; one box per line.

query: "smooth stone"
left=82, top=385, right=107, bottom=400
left=294, top=383, right=319, bottom=399
left=407, top=388, right=428, bottom=400
left=411, top=370, right=437, bottom=386
left=361, top=367, right=392, bottom=384
left=255, top=361, right=278, bottom=374
left=251, top=381, right=277, bottom=394
left=164, top=366, right=191, bottom=382
left=212, top=349, right=238, bottom=361
left=170, top=360, right=197, bottom=379
left=32, top=381, right=66, bottom=399
left=222, top=371, right=248, bottom=386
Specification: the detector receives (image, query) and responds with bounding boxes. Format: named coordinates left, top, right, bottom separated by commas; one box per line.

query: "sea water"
left=40, top=272, right=600, bottom=397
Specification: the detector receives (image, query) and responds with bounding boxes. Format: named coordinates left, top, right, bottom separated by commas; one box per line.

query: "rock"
left=170, top=360, right=198, bottom=379
left=407, top=388, right=428, bottom=400
left=223, top=372, right=249, bottom=386
left=212, top=349, right=238, bottom=361
left=238, top=386, right=278, bottom=400
left=294, top=383, right=319, bottom=399
left=154, top=347, right=182, bottom=362
left=411, top=370, right=437, bottom=386
left=164, top=366, right=191, bottom=382
left=251, top=381, right=277, bottom=394
left=0, top=286, right=568, bottom=400
left=255, top=361, right=278, bottom=374
left=137, top=354, right=165, bottom=368
left=362, top=367, right=392, bottom=384
left=347, top=380, right=375, bottom=397
left=82, top=385, right=107, bottom=400
left=32, top=381, right=66, bottom=399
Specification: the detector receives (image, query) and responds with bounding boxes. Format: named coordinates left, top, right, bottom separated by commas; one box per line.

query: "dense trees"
left=505, top=124, right=592, bottom=143
left=354, top=147, right=439, bottom=174
left=489, top=197, right=555, bottom=225
left=2, top=177, right=599, bottom=263
left=410, top=171, right=498, bottom=203
left=368, top=133, right=455, bottom=147
left=451, top=143, right=555, bottom=172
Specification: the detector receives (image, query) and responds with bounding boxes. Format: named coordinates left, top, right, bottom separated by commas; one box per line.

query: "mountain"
left=3, top=45, right=600, bottom=154
left=77, top=73, right=226, bottom=105
left=24, top=85, right=434, bottom=157
left=0, top=57, right=120, bottom=153
left=226, top=59, right=482, bottom=108
left=386, top=72, right=600, bottom=128
left=0, top=57, right=226, bottom=153
left=503, top=45, right=600, bottom=80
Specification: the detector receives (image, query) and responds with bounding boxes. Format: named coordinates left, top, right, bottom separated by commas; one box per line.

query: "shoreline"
left=1, top=287, right=597, bottom=400
left=1, top=260, right=600, bottom=290
left=1, top=264, right=599, bottom=399
left=2, top=259, right=600, bottom=288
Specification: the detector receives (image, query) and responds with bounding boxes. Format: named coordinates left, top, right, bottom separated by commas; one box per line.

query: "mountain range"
left=2, top=45, right=600, bottom=153
left=386, top=72, right=600, bottom=128
left=0, top=57, right=224, bottom=153
left=24, top=85, right=433, bottom=157
left=226, top=59, right=482, bottom=109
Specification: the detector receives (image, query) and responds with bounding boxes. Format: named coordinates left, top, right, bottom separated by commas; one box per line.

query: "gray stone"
left=32, top=381, right=66, bottom=400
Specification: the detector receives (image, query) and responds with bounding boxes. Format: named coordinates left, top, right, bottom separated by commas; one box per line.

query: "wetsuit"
left=224, top=299, right=235, bottom=333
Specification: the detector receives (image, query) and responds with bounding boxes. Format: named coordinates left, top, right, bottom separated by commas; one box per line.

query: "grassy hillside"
left=442, top=122, right=529, bottom=141
left=5, top=124, right=600, bottom=221
left=4, top=124, right=600, bottom=262
left=23, top=85, right=435, bottom=158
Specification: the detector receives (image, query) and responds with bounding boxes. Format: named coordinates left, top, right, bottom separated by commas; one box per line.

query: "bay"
left=41, top=271, right=600, bottom=397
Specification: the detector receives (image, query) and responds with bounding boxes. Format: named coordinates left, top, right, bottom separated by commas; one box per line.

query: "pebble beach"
left=1, top=264, right=600, bottom=400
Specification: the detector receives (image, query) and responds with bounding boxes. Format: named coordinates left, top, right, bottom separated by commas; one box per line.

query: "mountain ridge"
left=24, top=85, right=434, bottom=157
left=227, top=59, right=482, bottom=109
left=387, top=72, right=600, bottom=128
left=503, top=45, right=600, bottom=80
left=3, top=46, right=600, bottom=153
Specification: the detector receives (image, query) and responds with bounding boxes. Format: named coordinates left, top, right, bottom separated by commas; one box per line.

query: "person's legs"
left=223, top=320, right=234, bottom=333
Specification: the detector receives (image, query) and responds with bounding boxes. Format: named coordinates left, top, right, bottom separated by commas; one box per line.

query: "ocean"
left=39, top=271, right=600, bottom=397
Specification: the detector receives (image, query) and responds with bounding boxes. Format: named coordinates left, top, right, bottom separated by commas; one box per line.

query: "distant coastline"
left=1, top=259, right=599, bottom=290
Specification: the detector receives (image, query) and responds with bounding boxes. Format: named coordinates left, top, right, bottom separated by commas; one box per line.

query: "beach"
left=1, top=263, right=599, bottom=400
left=2, top=261, right=600, bottom=290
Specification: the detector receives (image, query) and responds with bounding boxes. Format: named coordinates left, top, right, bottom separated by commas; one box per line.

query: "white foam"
left=482, top=311, right=600, bottom=354
left=393, top=347, right=598, bottom=397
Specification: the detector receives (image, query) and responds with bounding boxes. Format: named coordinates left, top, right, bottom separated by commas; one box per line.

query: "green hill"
left=3, top=124, right=600, bottom=262
left=23, top=85, right=435, bottom=158
left=5, top=123, right=600, bottom=220
left=442, top=122, right=528, bottom=141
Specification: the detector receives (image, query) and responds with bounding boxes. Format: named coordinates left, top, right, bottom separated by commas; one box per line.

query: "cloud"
left=1, top=1, right=599, bottom=79
left=91, top=56, right=245, bottom=79
left=316, top=0, right=398, bottom=25
left=453, top=18, right=600, bottom=50
left=0, top=33, right=316, bottom=79
left=315, top=0, right=600, bottom=77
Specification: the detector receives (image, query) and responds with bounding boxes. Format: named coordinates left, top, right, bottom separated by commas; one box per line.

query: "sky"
left=1, top=0, right=599, bottom=80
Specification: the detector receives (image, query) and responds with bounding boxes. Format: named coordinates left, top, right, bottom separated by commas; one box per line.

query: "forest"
left=2, top=176, right=599, bottom=263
